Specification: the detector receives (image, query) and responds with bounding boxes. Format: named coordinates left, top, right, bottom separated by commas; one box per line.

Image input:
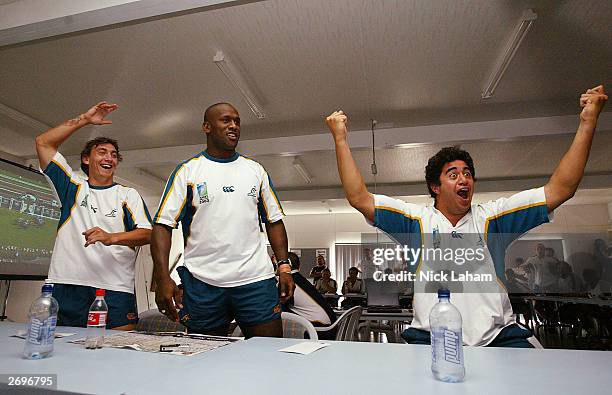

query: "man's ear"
left=202, top=122, right=211, bottom=135
left=82, top=155, right=90, bottom=165
left=430, top=183, right=440, bottom=196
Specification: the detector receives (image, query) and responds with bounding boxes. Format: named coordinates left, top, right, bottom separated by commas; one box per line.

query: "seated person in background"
left=341, top=266, right=366, bottom=308
left=309, top=255, right=327, bottom=282
left=581, top=268, right=612, bottom=296
left=504, top=269, right=533, bottom=294
left=315, top=268, right=337, bottom=294
left=342, top=267, right=366, bottom=294
left=557, top=261, right=577, bottom=294
left=284, top=252, right=337, bottom=339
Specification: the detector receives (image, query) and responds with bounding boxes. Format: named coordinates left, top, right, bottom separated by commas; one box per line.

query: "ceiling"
left=0, top=0, right=611, bottom=210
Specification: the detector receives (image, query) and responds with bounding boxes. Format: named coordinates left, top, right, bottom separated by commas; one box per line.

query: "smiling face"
left=430, top=160, right=474, bottom=220
left=203, top=103, right=240, bottom=157
left=82, top=143, right=118, bottom=186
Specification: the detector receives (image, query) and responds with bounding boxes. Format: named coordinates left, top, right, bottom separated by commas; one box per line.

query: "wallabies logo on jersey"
left=197, top=182, right=209, bottom=204
left=247, top=186, right=257, bottom=198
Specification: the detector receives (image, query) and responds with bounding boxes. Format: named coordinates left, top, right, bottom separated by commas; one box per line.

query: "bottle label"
left=87, top=311, right=107, bottom=326
left=442, top=329, right=462, bottom=364
left=26, top=317, right=57, bottom=346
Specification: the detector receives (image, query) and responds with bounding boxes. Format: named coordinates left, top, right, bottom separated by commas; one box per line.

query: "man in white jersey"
left=152, top=103, right=294, bottom=338
left=325, top=85, right=607, bottom=347
left=35, top=102, right=153, bottom=330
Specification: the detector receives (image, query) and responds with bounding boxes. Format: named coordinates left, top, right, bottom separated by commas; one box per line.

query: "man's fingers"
left=174, top=288, right=183, bottom=309
left=83, top=227, right=101, bottom=237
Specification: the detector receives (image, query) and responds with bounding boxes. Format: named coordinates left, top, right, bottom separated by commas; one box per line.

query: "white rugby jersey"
left=372, top=187, right=550, bottom=346
left=43, top=152, right=152, bottom=293
left=154, top=151, right=283, bottom=287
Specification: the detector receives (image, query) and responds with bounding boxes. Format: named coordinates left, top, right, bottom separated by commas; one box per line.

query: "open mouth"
left=227, top=132, right=238, bottom=141
left=100, top=163, right=113, bottom=170
left=457, top=187, right=469, bottom=200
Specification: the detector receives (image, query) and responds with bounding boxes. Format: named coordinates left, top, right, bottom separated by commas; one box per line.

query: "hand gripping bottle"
left=85, top=289, right=108, bottom=349
left=23, top=282, right=58, bottom=359
left=430, top=289, right=465, bottom=382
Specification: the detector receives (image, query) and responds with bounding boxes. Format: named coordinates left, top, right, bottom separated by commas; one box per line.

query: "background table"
left=1, top=322, right=611, bottom=394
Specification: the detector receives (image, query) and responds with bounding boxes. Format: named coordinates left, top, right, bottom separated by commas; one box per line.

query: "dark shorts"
left=52, top=283, right=138, bottom=328
left=401, top=324, right=534, bottom=348
left=177, top=266, right=280, bottom=333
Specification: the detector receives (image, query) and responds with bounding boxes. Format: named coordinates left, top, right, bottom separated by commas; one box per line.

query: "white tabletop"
left=1, top=322, right=611, bottom=395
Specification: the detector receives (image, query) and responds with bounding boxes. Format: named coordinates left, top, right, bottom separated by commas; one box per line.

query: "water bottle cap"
left=95, top=289, right=106, bottom=297
left=42, top=284, right=53, bottom=293
left=437, top=288, right=450, bottom=298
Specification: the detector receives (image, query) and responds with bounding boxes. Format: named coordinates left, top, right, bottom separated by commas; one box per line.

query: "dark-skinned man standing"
left=152, top=103, right=294, bottom=338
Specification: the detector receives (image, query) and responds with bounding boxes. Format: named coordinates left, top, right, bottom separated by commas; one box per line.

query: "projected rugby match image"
left=0, top=159, right=59, bottom=278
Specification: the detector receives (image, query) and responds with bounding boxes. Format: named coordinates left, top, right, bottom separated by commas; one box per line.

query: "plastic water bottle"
left=430, top=289, right=465, bottom=382
left=23, top=283, right=58, bottom=359
left=85, top=289, right=108, bottom=349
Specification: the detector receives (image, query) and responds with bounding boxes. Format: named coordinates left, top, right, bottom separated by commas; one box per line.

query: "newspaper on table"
left=69, top=331, right=242, bottom=356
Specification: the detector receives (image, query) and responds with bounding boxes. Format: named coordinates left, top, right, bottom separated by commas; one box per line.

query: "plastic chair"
left=281, top=312, right=319, bottom=340
left=135, top=309, right=186, bottom=333
left=315, top=306, right=362, bottom=341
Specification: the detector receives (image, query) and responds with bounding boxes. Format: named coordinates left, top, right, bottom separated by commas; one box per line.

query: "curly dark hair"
left=425, top=147, right=476, bottom=198
left=80, top=137, right=122, bottom=175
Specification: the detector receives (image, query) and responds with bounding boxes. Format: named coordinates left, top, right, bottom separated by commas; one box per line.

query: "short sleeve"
left=41, top=151, right=78, bottom=206
left=258, top=170, right=284, bottom=224
left=154, top=162, right=189, bottom=228
left=373, top=194, right=425, bottom=239
left=482, top=187, right=550, bottom=236
left=123, top=189, right=153, bottom=231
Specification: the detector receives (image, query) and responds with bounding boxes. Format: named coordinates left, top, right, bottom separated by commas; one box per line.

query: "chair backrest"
left=281, top=312, right=319, bottom=340
left=135, top=309, right=186, bottom=332
left=334, top=306, right=362, bottom=341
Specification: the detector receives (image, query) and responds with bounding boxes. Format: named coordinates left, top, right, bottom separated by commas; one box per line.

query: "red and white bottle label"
left=87, top=311, right=107, bottom=326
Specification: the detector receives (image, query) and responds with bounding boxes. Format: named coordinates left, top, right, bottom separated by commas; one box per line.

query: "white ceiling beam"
left=0, top=0, right=246, bottom=47
left=62, top=112, right=612, bottom=167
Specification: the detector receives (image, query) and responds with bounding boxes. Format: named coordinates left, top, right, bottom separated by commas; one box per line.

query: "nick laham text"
left=373, top=270, right=493, bottom=283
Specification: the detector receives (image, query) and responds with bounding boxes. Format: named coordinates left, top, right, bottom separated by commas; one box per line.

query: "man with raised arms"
left=36, top=102, right=153, bottom=330
left=325, top=86, right=607, bottom=347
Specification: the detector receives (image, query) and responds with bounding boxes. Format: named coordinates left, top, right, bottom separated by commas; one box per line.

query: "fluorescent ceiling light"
left=481, top=9, right=537, bottom=99
left=293, top=157, right=312, bottom=184
left=213, top=51, right=266, bottom=119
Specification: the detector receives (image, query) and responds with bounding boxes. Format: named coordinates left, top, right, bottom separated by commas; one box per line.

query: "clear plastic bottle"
left=85, top=289, right=108, bottom=349
left=23, top=282, right=58, bottom=359
left=429, top=289, right=465, bottom=382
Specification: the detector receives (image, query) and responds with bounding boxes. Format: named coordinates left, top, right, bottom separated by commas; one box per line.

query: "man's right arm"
left=35, top=102, right=118, bottom=169
left=151, top=224, right=182, bottom=322
left=325, top=111, right=374, bottom=222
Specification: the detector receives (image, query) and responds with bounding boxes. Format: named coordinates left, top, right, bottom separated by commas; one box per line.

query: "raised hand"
left=82, top=101, right=119, bottom=125
left=579, top=85, right=607, bottom=124
left=326, top=110, right=349, bottom=142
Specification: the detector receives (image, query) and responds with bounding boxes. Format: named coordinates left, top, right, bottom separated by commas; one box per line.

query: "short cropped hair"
left=203, top=102, right=234, bottom=124
left=80, top=137, right=122, bottom=175
left=425, top=147, right=476, bottom=198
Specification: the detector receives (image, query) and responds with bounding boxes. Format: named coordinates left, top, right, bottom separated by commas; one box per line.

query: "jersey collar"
left=203, top=150, right=239, bottom=163
left=89, top=182, right=118, bottom=190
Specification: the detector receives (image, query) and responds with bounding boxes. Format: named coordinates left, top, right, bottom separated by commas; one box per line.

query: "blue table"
left=1, top=322, right=611, bottom=394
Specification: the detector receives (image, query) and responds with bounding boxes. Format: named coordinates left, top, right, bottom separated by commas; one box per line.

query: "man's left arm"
left=265, top=220, right=295, bottom=302
left=545, top=85, right=607, bottom=212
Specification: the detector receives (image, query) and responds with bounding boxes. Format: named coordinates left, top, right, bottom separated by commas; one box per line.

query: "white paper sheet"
left=278, top=342, right=330, bottom=355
